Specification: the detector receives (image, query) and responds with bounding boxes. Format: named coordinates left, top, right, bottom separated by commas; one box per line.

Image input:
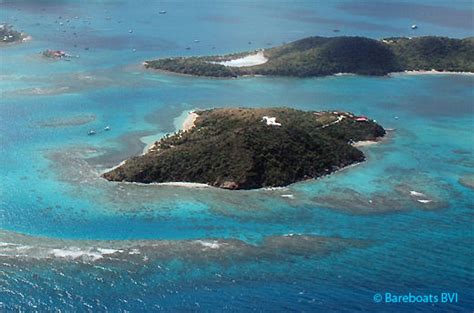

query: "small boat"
left=104, top=126, right=110, bottom=131
left=159, top=10, right=167, bottom=14
left=185, top=46, right=191, bottom=50
left=333, top=28, right=340, bottom=33
left=88, top=130, right=96, bottom=136
left=411, top=24, right=418, bottom=29
left=194, top=39, right=200, bottom=43
left=128, top=29, right=133, bottom=33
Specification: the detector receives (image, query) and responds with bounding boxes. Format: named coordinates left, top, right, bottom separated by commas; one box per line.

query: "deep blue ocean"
left=0, top=0, right=473, bottom=311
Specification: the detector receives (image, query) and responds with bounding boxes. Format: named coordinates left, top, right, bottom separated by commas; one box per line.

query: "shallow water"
left=0, top=0, right=473, bottom=311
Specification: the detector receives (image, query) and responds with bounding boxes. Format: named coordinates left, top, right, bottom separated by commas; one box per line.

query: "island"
left=144, top=36, right=474, bottom=77
left=42, top=50, right=73, bottom=59
left=0, top=24, right=28, bottom=44
left=103, top=108, right=386, bottom=189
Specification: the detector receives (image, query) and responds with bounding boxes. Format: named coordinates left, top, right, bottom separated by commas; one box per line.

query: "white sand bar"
left=352, top=140, right=378, bottom=147
left=213, top=50, right=268, bottom=67
left=183, top=111, right=199, bottom=131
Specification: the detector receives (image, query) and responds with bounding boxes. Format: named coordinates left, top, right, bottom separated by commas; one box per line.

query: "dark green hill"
left=144, top=36, right=474, bottom=77
left=384, top=37, right=474, bottom=72
left=103, top=108, right=385, bottom=189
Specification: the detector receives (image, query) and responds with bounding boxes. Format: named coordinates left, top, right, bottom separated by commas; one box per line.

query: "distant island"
left=103, top=108, right=385, bottom=189
left=144, top=36, right=474, bottom=77
left=0, top=24, right=28, bottom=44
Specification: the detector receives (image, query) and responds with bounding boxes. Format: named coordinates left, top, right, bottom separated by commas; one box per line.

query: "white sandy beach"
left=182, top=111, right=199, bottom=131
left=99, top=160, right=127, bottom=175
left=352, top=140, right=379, bottom=147
left=142, top=110, right=198, bottom=154
left=213, top=50, right=268, bottom=67
left=101, top=110, right=206, bottom=187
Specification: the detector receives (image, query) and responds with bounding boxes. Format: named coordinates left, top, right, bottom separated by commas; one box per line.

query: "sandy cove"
left=144, top=110, right=198, bottom=154
left=182, top=111, right=199, bottom=131
left=212, top=50, right=268, bottom=68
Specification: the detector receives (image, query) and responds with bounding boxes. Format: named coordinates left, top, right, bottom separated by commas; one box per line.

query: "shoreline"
left=144, top=110, right=198, bottom=154
left=143, top=65, right=239, bottom=79
left=352, top=128, right=394, bottom=148
left=143, top=66, right=474, bottom=79
left=390, top=70, right=474, bottom=76
left=118, top=181, right=211, bottom=188
left=100, top=111, right=389, bottom=190
left=182, top=111, right=199, bottom=132
left=352, top=140, right=379, bottom=147
left=100, top=110, right=200, bottom=178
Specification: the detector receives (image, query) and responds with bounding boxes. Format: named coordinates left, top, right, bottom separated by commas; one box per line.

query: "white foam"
left=263, top=186, right=288, bottom=191
left=49, top=248, right=102, bottom=261
left=410, top=190, right=426, bottom=197
left=196, top=240, right=221, bottom=249
left=49, top=247, right=120, bottom=261
left=333, top=73, right=356, bottom=76
left=97, top=248, right=122, bottom=254
left=0, top=242, right=18, bottom=247
left=281, top=194, right=294, bottom=199
left=417, top=199, right=432, bottom=204
left=396, top=70, right=474, bottom=76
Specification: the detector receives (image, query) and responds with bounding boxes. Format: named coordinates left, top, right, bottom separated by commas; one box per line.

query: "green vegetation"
left=146, top=57, right=238, bottom=77
left=103, top=108, right=385, bottom=189
left=0, top=24, right=26, bottom=44
left=384, top=37, right=474, bottom=72
left=144, top=36, right=474, bottom=77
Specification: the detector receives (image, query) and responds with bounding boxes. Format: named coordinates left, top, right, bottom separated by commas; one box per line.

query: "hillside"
left=384, top=36, right=474, bottom=72
left=103, top=108, right=386, bottom=189
left=144, top=36, right=474, bottom=77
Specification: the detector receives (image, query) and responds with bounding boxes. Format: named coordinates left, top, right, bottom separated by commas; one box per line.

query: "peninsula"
left=103, top=108, right=385, bottom=189
left=144, top=36, right=474, bottom=77
left=0, top=24, right=28, bottom=44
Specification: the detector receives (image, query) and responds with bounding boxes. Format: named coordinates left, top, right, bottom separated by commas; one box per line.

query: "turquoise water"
left=0, top=0, right=473, bottom=311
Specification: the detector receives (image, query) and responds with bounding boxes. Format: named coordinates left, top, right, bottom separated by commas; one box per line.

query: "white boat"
left=159, top=10, right=167, bottom=14
left=88, top=130, right=96, bottom=135
left=411, top=24, right=418, bottom=29
left=104, top=126, right=110, bottom=131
